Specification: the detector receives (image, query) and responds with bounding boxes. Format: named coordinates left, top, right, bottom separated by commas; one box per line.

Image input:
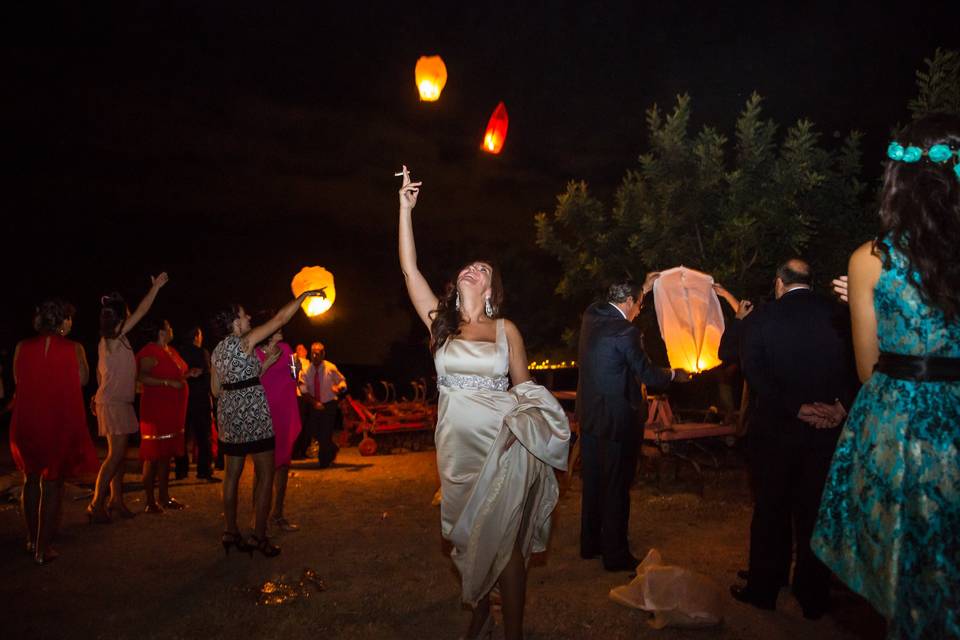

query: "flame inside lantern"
left=415, top=55, right=447, bottom=102
left=291, top=266, right=336, bottom=318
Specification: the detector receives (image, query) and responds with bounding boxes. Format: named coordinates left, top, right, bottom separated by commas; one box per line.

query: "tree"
left=535, top=93, right=867, bottom=311
left=909, top=48, right=960, bottom=119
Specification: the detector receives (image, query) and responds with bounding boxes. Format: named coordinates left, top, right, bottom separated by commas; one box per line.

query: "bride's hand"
left=399, top=165, right=422, bottom=210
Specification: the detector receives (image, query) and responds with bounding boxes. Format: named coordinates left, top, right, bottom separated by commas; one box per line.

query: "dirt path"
left=0, top=447, right=881, bottom=639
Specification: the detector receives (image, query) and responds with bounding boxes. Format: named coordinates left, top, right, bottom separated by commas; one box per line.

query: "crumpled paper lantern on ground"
left=609, top=548, right=724, bottom=629
left=652, top=266, right=724, bottom=373
left=291, top=266, right=335, bottom=317
left=415, top=55, right=447, bottom=102
left=482, top=101, right=508, bottom=154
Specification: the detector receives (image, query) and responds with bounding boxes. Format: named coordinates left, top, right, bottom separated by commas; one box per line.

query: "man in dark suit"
left=732, top=259, right=857, bottom=619
left=576, top=278, right=688, bottom=571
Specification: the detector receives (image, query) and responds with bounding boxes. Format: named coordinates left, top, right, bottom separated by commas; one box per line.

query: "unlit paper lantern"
left=482, top=101, right=509, bottom=154
left=415, top=55, right=447, bottom=102
left=652, top=266, right=725, bottom=373
left=291, top=266, right=336, bottom=317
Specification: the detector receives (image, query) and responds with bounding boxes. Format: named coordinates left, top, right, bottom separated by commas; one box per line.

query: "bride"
left=398, top=166, right=570, bottom=639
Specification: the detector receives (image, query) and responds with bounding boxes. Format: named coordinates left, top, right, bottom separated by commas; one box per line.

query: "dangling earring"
left=455, top=291, right=461, bottom=311
left=485, top=297, right=494, bottom=317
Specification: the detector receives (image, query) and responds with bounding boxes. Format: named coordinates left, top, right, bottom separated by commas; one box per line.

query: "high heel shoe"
left=249, top=535, right=281, bottom=558
left=160, top=497, right=186, bottom=510
left=107, top=503, right=136, bottom=519
left=34, top=547, right=60, bottom=565
left=221, top=531, right=252, bottom=556
left=86, top=503, right=112, bottom=524
left=144, top=503, right=164, bottom=514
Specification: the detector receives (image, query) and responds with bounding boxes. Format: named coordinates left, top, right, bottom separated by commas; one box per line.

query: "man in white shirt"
left=299, top=342, right=347, bottom=468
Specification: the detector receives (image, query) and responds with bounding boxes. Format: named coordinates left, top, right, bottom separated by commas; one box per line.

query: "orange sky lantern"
left=291, top=266, right=336, bottom=317
left=415, top=55, right=447, bottom=102
left=482, top=101, right=509, bottom=154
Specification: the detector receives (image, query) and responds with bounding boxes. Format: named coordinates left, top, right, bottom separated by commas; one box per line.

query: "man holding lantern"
left=576, top=277, right=689, bottom=572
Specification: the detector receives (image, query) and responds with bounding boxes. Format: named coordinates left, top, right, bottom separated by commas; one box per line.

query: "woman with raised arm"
left=89, top=275, right=169, bottom=521
left=812, top=114, right=960, bottom=638
left=88, top=274, right=169, bottom=522
left=398, top=166, right=570, bottom=640
left=11, top=299, right=99, bottom=563
left=209, top=290, right=323, bottom=557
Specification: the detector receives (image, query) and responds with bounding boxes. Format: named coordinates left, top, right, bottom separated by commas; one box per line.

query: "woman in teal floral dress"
left=812, top=114, right=960, bottom=639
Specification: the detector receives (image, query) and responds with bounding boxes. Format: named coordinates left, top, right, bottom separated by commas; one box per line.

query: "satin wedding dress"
left=434, top=319, right=571, bottom=605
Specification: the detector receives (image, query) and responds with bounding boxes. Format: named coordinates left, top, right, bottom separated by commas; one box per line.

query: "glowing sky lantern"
left=290, top=266, right=336, bottom=317
left=482, top=101, right=509, bottom=154
left=651, top=267, right=725, bottom=373
left=415, top=55, right=447, bottom=102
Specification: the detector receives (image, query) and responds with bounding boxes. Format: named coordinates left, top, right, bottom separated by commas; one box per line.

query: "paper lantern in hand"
left=291, top=266, right=336, bottom=317
left=415, top=55, right=447, bottom=102
left=652, top=266, right=725, bottom=373
left=482, top=101, right=509, bottom=154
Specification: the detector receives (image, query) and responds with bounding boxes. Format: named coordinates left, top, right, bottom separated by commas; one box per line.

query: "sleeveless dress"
left=9, top=335, right=99, bottom=480
left=94, top=336, right=139, bottom=436
left=136, top=343, right=189, bottom=460
left=812, top=242, right=960, bottom=639
left=256, top=341, right=301, bottom=468
left=434, top=319, right=571, bottom=606
left=212, top=335, right=274, bottom=455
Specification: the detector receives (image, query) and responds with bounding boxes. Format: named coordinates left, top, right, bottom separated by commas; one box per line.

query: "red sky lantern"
left=482, top=101, right=508, bottom=154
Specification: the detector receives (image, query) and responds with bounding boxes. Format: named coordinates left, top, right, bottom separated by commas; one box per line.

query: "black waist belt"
left=222, top=377, right=262, bottom=391
left=875, top=352, right=960, bottom=382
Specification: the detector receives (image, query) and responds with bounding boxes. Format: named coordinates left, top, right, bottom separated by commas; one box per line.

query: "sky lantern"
left=482, top=101, right=509, bottom=154
left=291, top=266, right=336, bottom=317
left=651, top=266, right=725, bottom=373
left=415, top=55, right=447, bottom=102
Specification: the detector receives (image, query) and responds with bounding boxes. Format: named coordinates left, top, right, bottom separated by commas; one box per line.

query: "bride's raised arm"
left=398, top=165, right=438, bottom=329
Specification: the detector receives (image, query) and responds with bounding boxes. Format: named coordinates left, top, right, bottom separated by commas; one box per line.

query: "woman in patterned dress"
left=812, top=113, right=960, bottom=639
left=209, top=290, right=323, bottom=556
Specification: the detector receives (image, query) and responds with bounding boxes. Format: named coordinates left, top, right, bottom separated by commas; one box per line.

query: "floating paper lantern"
left=482, top=101, right=508, bottom=154
left=291, top=266, right=336, bottom=317
left=415, top=55, right=447, bottom=102
left=652, top=266, right=725, bottom=373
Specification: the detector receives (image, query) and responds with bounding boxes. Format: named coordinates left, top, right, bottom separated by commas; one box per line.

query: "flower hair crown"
left=887, top=141, right=960, bottom=180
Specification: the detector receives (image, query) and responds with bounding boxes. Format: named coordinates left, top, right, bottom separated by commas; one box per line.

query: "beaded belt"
left=141, top=429, right=185, bottom=441
left=437, top=373, right=509, bottom=392
left=875, top=352, right=960, bottom=382
left=222, top=377, right=261, bottom=391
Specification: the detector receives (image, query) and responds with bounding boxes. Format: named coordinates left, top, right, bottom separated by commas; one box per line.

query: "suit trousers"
left=306, top=400, right=340, bottom=468
left=747, top=428, right=836, bottom=609
left=175, top=400, right=213, bottom=477
left=580, top=431, right=637, bottom=565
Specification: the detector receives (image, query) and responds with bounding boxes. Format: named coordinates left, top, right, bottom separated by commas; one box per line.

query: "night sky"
left=5, top=2, right=957, bottom=369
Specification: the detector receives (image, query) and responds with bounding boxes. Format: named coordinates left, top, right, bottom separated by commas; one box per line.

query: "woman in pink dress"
left=87, top=273, right=168, bottom=523
left=256, top=326, right=303, bottom=532
left=136, top=319, right=189, bottom=514
left=10, top=299, right=99, bottom=563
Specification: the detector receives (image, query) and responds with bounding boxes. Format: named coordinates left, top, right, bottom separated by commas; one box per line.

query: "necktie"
left=314, top=364, right=321, bottom=401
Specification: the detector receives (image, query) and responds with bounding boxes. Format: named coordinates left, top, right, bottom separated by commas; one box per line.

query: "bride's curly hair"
left=429, top=259, right=504, bottom=355
left=878, top=112, right=960, bottom=321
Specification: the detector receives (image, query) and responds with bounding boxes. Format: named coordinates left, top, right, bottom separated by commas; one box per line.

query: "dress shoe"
left=161, top=498, right=186, bottom=510
left=603, top=553, right=639, bottom=572
left=729, top=584, right=776, bottom=610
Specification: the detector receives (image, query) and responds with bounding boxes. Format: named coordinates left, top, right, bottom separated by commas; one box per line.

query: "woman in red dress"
left=136, top=319, right=189, bottom=513
left=10, top=299, right=99, bottom=564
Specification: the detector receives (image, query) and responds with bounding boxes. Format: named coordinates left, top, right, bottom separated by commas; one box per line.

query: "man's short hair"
left=776, top=259, right=812, bottom=286
left=606, top=281, right=640, bottom=304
